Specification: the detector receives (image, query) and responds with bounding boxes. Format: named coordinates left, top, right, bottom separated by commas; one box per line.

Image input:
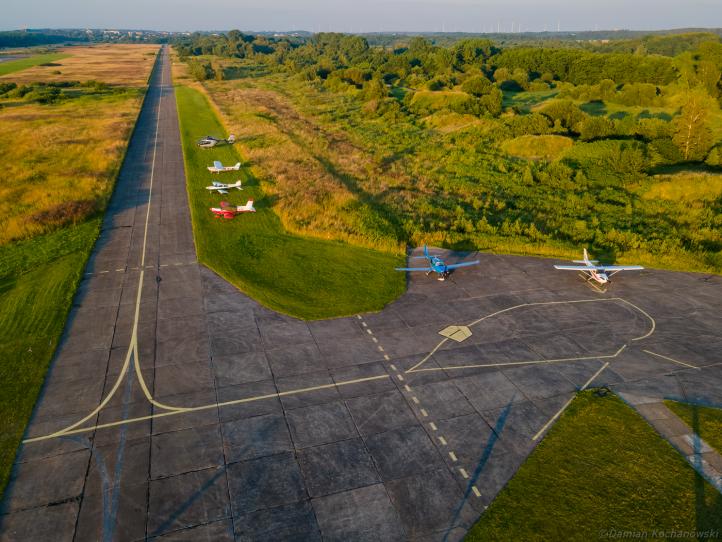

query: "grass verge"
left=466, top=391, right=722, bottom=540
left=0, top=53, right=71, bottom=76
left=665, top=400, right=722, bottom=455
left=0, top=221, right=98, bottom=497
left=175, top=84, right=405, bottom=320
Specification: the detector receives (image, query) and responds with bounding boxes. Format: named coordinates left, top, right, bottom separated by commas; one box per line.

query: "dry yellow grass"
left=501, top=134, right=574, bottom=160
left=0, top=95, right=145, bottom=243
left=202, top=81, right=404, bottom=251
left=0, top=44, right=159, bottom=87
left=0, top=44, right=157, bottom=244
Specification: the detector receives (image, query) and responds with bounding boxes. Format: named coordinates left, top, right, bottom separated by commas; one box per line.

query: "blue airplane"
left=396, top=245, right=480, bottom=281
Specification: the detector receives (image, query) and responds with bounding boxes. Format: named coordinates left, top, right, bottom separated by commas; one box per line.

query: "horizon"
left=3, top=25, right=722, bottom=36
left=3, top=0, right=722, bottom=35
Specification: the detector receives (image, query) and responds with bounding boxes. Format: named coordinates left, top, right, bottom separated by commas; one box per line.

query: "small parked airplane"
left=205, top=180, right=243, bottom=194
left=211, top=200, right=255, bottom=219
left=396, top=245, right=479, bottom=281
left=208, top=161, right=241, bottom=173
left=554, top=249, right=643, bottom=285
left=197, top=134, right=236, bottom=149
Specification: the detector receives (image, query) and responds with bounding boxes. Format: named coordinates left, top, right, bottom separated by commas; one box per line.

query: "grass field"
left=0, top=53, right=71, bottom=76
left=665, top=400, right=722, bottom=455
left=0, top=90, right=145, bottom=244
left=466, top=391, right=722, bottom=540
left=0, top=222, right=98, bottom=497
left=0, top=45, right=158, bottom=87
left=0, top=45, right=158, bottom=500
left=175, top=84, right=404, bottom=319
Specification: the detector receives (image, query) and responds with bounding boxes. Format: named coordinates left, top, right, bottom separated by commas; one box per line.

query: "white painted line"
left=459, top=468, right=469, bottom=479
left=356, top=315, right=362, bottom=320
left=378, top=346, right=385, bottom=352
left=472, top=486, right=481, bottom=498
left=411, top=396, right=420, bottom=404
left=404, top=384, right=412, bottom=392
left=397, top=374, right=404, bottom=382
left=429, top=422, right=438, bottom=431
left=366, top=328, right=373, bottom=335
left=383, top=354, right=390, bottom=361
left=439, top=436, right=447, bottom=445
left=160, top=264, right=169, bottom=267
left=115, top=268, right=125, bottom=272
left=99, top=270, right=109, bottom=274
left=372, top=337, right=378, bottom=343
left=644, top=350, right=700, bottom=370
left=449, top=451, right=458, bottom=462
left=389, top=364, right=397, bottom=371
left=532, top=362, right=610, bottom=442
left=362, top=321, right=367, bottom=327
left=420, top=409, right=428, bottom=417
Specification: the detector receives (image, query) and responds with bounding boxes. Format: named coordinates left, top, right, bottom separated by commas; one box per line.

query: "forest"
left=173, top=30, right=722, bottom=271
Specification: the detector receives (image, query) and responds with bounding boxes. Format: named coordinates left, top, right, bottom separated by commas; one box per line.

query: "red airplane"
left=211, top=200, right=255, bottom=219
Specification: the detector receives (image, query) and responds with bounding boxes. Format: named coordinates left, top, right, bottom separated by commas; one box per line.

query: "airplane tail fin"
left=234, top=162, right=241, bottom=169
left=238, top=199, right=255, bottom=212
left=573, top=248, right=598, bottom=265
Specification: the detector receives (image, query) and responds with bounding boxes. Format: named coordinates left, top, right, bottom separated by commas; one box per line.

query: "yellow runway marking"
left=412, top=346, right=626, bottom=373
left=406, top=297, right=654, bottom=374
left=472, top=486, right=481, bottom=498
left=643, top=349, right=700, bottom=370
left=24, top=375, right=391, bottom=443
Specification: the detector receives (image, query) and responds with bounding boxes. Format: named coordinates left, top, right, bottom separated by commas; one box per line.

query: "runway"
left=1, top=46, right=722, bottom=541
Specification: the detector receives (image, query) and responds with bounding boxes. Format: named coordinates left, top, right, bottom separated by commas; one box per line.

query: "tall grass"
left=0, top=91, right=144, bottom=244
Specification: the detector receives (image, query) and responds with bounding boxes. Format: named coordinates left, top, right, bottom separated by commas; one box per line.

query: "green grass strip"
left=665, top=400, right=722, bottom=456
left=0, top=220, right=99, bottom=499
left=0, top=53, right=71, bottom=76
left=175, top=84, right=405, bottom=320
left=466, top=391, right=722, bottom=541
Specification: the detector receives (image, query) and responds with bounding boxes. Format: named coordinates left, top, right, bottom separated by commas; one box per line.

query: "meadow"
left=0, top=44, right=158, bottom=498
left=0, top=44, right=158, bottom=87
left=466, top=391, right=722, bottom=540
left=174, top=83, right=404, bottom=319
left=0, top=52, right=71, bottom=76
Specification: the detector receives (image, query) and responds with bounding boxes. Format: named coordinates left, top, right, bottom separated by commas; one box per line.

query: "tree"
left=673, top=89, right=716, bottom=161
left=365, top=74, right=387, bottom=101
left=461, top=75, right=493, bottom=97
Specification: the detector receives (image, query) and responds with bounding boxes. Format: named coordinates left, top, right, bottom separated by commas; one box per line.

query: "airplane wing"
left=217, top=189, right=228, bottom=194
left=554, top=265, right=594, bottom=271
left=599, top=265, right=644, bottom=271
left=445, top=260, right=480, bottom=270
left=395, top=267, right=434, bottom=272
left=554, top=264, right=643, bottom=271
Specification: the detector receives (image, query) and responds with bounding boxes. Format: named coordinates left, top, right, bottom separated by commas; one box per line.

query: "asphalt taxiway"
left=1, top=46, right=721, bottom=542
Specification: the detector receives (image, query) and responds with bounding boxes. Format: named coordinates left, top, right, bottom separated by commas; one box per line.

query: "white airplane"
left=205, top=180, right=243, bottom=194
left=208, top=161, right=241, bottom=173
left=554, top=249, right=644, bottom=285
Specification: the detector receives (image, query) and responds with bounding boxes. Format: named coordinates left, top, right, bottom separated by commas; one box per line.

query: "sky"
left=3, top=0, right=722, bottom=33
